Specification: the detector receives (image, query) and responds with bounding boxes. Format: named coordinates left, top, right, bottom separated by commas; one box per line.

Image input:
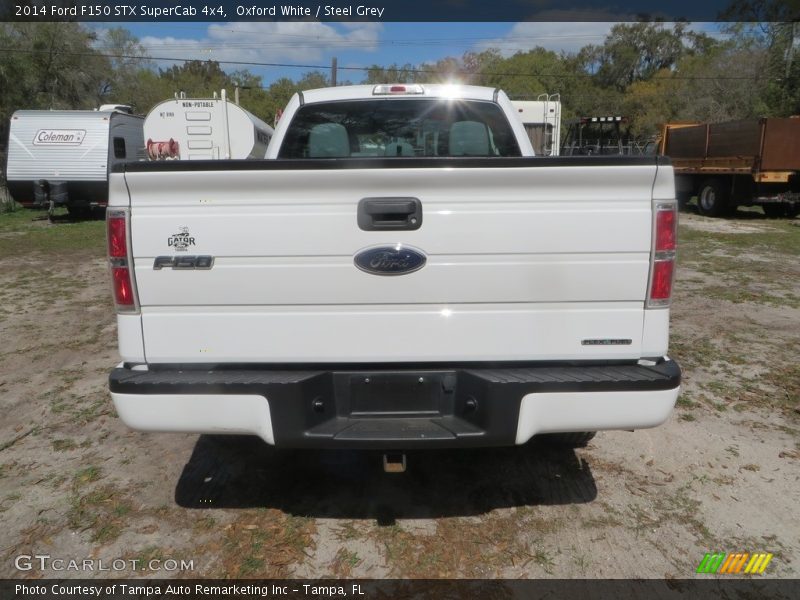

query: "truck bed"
left=663, top=118, right=800, bottom=172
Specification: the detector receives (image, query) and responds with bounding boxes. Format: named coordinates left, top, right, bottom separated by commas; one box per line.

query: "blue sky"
left=101, top=22, right=727, bottom=86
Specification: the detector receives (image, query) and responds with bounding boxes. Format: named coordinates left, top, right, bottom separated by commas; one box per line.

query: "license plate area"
left=336, top=371, right=456, bottom=417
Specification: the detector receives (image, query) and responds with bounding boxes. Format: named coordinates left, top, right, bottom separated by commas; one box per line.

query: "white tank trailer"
left=143, top=90, right=274, bottom=160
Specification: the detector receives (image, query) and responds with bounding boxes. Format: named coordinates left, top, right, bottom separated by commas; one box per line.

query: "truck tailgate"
left=118, top=158, right=669, bottom=363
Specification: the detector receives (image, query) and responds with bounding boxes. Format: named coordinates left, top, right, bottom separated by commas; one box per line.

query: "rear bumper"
left=109, top=359, right=680, bottom=449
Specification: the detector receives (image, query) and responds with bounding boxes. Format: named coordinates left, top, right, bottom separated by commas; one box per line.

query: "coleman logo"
left=354, top=245, right=426, bottom=276
left=167, top=227, right=195, bottom=252
left=32, top=129, right=86, bottom=145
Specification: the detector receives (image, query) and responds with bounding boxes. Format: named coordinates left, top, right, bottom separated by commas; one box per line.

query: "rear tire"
left=697, top=179, right=730, bottom=217
left=539, top=431, right=597, bottom=447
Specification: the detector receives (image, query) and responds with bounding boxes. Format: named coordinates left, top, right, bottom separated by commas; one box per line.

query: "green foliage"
left=0, top=23, right=110, bottom=145
left=582, top=22, right=702, bottom=91
left=159, top=60, right=231, bottom=96
left=477, top=48, right=572, bottom=98
left=364, top=63, right=418, bottom=84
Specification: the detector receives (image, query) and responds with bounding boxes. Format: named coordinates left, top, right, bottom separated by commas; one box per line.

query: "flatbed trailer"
left=659, top=118, right=800, bottom=217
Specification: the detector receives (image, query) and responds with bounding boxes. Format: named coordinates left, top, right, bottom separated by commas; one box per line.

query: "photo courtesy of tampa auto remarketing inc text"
left=0, top=0, right=798, bottom=598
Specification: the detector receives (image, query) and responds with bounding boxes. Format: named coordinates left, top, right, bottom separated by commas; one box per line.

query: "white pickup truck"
left=107, top=84, right=680, bottom=461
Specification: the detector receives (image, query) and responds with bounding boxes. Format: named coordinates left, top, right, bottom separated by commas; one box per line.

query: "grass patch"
left=582, top=504, right=624, bottom=529
left=698, top=285, right=800, bottom=309
left=695, top=363, right=799, bottom=415
left=330, top=548, right=361, bottom=577
left=193, top=515, right=217, bottom=532
left=74, top=465, right=101, bottom=485
left=654, top=483, right=715, bottom=544
left=670, top=334, right=716, bottom=370
left=67, top=481, right=133, bottom=544
left=216, top=511, right=316, bottom=578
left=761, top=363, right=800, bottom=411
left=127, top=546, right=167, bottom=573
left=52, top=439, right=77, bottom=452
left=677, top=221, right=799, bottom=308
left=66, top=465, right=134, bottom=543
left=373, top=513, right=560, bottom=577
left=333, top=521, right=361, bottom=541
left=0, top=209, right=105, bottom=257
left=40, top=385, right=110, bottom=425
left=678, top=221, right=799, bottom=258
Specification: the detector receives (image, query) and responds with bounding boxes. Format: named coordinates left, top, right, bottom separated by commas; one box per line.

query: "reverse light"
left=649, top=260, right=674, bottom=300
left=646, top=202, right=677, bottom=308
left=112, top=266, right=134, bottom=305
left=107, top=208, right=139, bottom=313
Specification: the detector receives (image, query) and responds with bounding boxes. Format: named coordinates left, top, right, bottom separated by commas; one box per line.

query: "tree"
left=623, top=70, right=683, bottom=136
left=95, top=27, right=151, bottom=105
left=0, top=23, right=110, bottom=154
left=0, top=23, right=109, bottom=110
left=584, top=22, right=711, bottom=91
left=720, top=1, right=800, bottom=116
left=296, top=70, right=329, bottom=90
left=676, top=40, right=771, bottom=122
left=158, top=60, right=233, bottom=96
left=476, top=48, right=572, bottom=99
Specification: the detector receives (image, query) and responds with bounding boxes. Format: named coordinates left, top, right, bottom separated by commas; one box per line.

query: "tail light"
left=646, top=202, right=677, bottom=308
left=107, top=209, right=139, bottom=313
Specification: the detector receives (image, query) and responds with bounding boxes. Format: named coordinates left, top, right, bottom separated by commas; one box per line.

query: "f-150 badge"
left=354, top=244, right=426, bottom=276
left=168, top=226, right=195, bottom=252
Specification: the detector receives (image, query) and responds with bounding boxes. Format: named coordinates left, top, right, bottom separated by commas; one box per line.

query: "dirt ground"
left=0, top=207, right=798, bottom=580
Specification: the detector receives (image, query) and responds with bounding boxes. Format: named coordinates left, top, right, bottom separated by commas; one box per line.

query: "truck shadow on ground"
left=174, top=435, right=597, bottom=523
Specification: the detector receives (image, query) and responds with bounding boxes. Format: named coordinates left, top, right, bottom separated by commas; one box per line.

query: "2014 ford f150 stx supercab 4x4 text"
left=107, top=84, right=681, bottom=455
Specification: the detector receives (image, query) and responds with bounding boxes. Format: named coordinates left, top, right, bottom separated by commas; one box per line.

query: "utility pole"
left=331, top=57, right=338, bottom=86
left=234, top=86, right=240, bottom=105
left=785, top=21, right=798, bottom=79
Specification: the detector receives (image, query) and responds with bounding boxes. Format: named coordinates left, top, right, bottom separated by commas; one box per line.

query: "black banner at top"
left=3, top=0, right=800, bottom=22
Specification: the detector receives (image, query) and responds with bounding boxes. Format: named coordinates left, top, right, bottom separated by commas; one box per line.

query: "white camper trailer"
left=6, top=106, right=144, bottom=213
left=143, top=90, right=274, bottom=160
left=511, top=95, right=561, bottom=156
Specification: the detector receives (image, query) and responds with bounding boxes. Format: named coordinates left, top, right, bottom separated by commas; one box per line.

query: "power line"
left=0, top=47, right=779, bottom=82
left=88, top=29, right=732, bottom=52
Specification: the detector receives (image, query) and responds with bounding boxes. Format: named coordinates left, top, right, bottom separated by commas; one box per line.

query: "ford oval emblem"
left=354, top=244, right=427, bottom=276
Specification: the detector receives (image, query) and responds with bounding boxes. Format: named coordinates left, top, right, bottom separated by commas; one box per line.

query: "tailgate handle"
left=358, top=197, right=422, bottom=231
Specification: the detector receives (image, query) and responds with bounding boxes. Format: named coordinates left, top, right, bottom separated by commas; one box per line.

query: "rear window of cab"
left=278, top=99, right=522, bottom=159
